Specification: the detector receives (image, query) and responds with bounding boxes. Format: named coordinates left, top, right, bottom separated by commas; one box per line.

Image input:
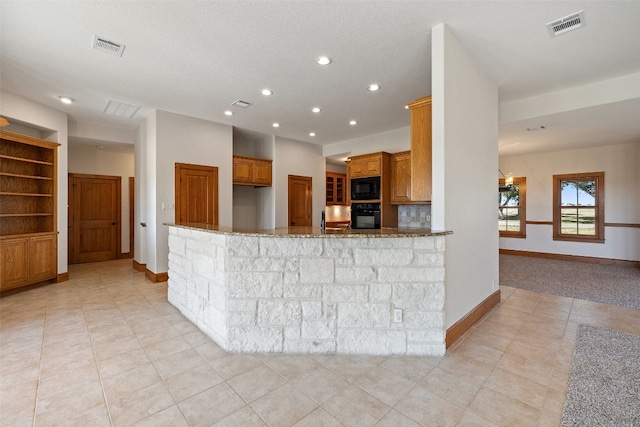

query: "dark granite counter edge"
left=166, top=223, right=452, bottom=238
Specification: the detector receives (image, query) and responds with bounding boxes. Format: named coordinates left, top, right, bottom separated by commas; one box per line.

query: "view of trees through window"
left=553, top=172, right=604, bottom=243
left=560, top=179, right=596, bottom=235
left=499, top=177, right=525, bottom=237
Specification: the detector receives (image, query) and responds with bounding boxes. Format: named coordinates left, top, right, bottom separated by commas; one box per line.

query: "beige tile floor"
left=2, top=259, right=640, bottom=427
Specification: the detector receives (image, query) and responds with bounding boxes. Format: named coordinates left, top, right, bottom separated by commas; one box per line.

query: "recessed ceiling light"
left=316, top=56, right=332, bottom=65
left=272, top=123, right=280, bottom=128
left=224, top=110, right=234, bottom=116
left=349, top=120, right=357, bottom=126
left=58, top=96, right=74, bottom=104
left=309, top=132, right=316, bottom=137
left=368, top=84, right=380, bottom=91
left=312, top=107, right=321, bottom=113
left=261, top=89, right=273, bottom=96
left=526, top=125, right=547, bottom=132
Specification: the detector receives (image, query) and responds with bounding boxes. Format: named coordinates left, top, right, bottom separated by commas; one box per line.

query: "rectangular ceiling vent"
left=231, top=100, right=253, bottom=109
left=547, top=10, right=585, bottom=37
left=93, top=35, right=125, bottom=57
left=103, top=100, right=141, bottom=118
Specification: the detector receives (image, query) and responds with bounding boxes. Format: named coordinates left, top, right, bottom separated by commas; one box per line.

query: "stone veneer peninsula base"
left=167, top=224, right=452, bottom=356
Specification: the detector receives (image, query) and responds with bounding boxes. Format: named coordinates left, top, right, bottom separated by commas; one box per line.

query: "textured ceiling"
left=1, top=1, right=640, bottom=154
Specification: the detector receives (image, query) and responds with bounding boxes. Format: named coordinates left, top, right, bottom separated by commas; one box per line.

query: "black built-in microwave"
left=351, top=176, right=381, bottom=200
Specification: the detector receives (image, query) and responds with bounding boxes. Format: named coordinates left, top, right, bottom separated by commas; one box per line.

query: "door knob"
left=112, top=222, right=116, bottom=225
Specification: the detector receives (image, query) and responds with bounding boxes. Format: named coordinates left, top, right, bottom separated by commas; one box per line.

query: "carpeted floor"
left=561, top=324, right=640, bottom=427
left=499, top=255, right=640, bottom=309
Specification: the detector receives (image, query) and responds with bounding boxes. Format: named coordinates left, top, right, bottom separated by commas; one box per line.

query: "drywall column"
left=0, top=91, right=69, bottom=276
left=134, top=122, right=148, bottom=265
left=431, top=24, right=499, bottom=329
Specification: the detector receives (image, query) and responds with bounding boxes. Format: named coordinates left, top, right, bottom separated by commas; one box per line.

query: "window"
left=553, top=172, right=604, bottom=243
left=499, top=177, right=526, bottom=238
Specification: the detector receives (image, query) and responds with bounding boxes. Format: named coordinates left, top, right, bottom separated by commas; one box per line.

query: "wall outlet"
left=162, top=202, right=175, bottom=210
left=426, top=215, right=431, bottom=222
left=393, top=308, right=403, bottom=323
left=492, top=279, right=497, bottom=290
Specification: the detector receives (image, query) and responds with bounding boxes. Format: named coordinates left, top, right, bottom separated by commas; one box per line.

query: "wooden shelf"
left=1, top=192, right=53, bottom=197
left=0, top=154, right=53, bottom=165
left=0, top=213, right=53, bottom=217
left=0, top=172, right=53, bottom=180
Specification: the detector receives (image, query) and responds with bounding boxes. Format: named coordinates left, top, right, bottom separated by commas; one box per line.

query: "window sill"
left=553, top=236, right=605, bottom=244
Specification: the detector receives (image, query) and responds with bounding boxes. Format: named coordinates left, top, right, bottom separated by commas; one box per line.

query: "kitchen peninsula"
left=167, top=223, right=452, bottom=356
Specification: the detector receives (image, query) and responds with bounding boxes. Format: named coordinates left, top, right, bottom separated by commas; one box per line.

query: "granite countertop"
left=167, top=222, right=452, bottom=238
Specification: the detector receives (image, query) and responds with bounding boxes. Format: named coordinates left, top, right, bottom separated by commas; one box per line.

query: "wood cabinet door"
left=253, top=160, right=272, bottom=186
left=326, top=172, right=346, bottom=205
left=233, top=157, right=253, bottom=184
left=29, top=234, right=56, bottom=283
left=0, top=238, right=29, bottom=290
left=70, top=174, right=120, bottom=264
left=391, top=151, right=411, bottom=204
left=175, top=163, right=218, bottom=225
left=408, top=97, right=432, bottom=202
left=349, top=156, right=381, bottom=178
left=288, top=175, right=312, bottom=226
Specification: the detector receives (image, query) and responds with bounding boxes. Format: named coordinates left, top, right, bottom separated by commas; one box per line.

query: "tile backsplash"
left=398, top=204, right=431, bottom=228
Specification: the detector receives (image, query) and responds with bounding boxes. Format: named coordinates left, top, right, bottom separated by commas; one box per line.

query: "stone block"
left=354, top=248, right=414, bottom=266
left=406, top=330, right=445, bottom=343
left=323, top=303, right=337, bottom=319
left=284, top=284, right=322, bottom=299
left=227, top=236, right=259, bottom=256
left=413, top=252, right=445, bottom=267
left=402, top=311, right=445, bottom=329
left=435, top=236, right=446, bottom=251
left=192, top=252, right=215, bottom=278
left=227, top=299, right=256, bottom=312
left=323, top=285, right=368, bottom=303
left=337, top=303, right=390, bottom=328
left=228, top=312, right=255, bottom=326
left=225, top=256, right=298, bottom=272
left=284, top=325, right=301, bottom=340
left=302, top=320, right=336, bottom=340
left=367, top=237, right=413, bottom=249
left=378, top=267, right=445, bottom=283
left=369, top=284, right=392, bottom=302
left=413, top=237, right=435, bottom=250
left=168, top=234, right=186, bottom=255
left=257, top=300, right=302, bottom=325
left=299, top=258, right=334, bottom=283
left=283, top=271, right=300, bottom=284
left=337, top=330, right=406, bottom=355
left=227, top=272, right=283, bottom=298
left=260, top=237, right=323, bottom=257
left=301, top=301, right=323, bottom=318
left=392, top=283, right=444, bottom=311
left=228, top=327, right=283, bottom=352
left=283, top=339, right=336, bottom=354
left=335, top=267, right=376, bottom=283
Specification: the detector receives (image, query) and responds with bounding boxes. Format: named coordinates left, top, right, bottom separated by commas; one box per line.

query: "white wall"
left=134, top=123, right=147, bottom=264
left=143, top=110, right=233, bottom=274
left=499, top=142, right=640, bottom=261
left=1, top=91, right=69, bottom=275
left=68, top=145, right=134, bottom=253
left=274, top=136, right=326, bottom=228
left=323, top=126, right=410, bottom=158
left=431, top=24, right=499, bottom=329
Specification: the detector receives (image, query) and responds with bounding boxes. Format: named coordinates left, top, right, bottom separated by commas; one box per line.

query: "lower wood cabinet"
left=1, top=233, right=57, bottom=291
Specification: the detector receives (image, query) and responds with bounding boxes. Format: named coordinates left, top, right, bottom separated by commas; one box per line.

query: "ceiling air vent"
left=547, top=10, right=585, bottom=37
left=231, top=100, right=253, bottom=109
left=103, top=100, right=140, bottom=118
left=93, top=35, right=125, bottom=57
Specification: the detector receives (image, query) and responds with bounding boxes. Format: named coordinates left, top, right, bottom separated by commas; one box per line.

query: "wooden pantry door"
left=288, top=175, right=312, bottom=227
left=69, top=174, right=121, bottom=264
left=175, top=163, right=218, bottom=225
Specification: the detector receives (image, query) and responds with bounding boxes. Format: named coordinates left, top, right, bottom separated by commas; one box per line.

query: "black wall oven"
left=351, top=176, right=381, bottom=201
left=351, top=203, right=381, bottom=229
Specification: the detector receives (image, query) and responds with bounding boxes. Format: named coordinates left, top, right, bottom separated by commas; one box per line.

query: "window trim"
left=499, top=176, right=526, bottom=238
left=553, top=172, right=605, bottom=243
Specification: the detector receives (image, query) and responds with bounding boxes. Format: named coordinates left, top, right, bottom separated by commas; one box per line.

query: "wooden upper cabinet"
left=232, top=155, right=272, bottom=187
left=326, top=172, right=347, bottom=205
left=390, top=151, right=411, bottom=204
left=407, top=96, right=432, bottom=203
left=348, top=154, right=382, bottom=178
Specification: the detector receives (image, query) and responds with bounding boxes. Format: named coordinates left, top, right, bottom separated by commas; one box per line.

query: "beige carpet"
left=499, top=255, right=640, bottom=309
